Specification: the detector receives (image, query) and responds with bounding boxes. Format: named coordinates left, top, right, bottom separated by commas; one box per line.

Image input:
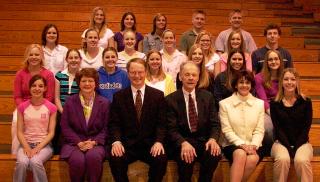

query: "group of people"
left=11, top=6, right=313, bottom=182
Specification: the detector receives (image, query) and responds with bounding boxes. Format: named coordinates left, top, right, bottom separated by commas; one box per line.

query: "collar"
left=231, top=92, right=254, bottom=107
left=61, top=68, right=69, bottom=76
left=182, top=87, right=196, bottom=99
left=131, top=84, right=146, bottom=95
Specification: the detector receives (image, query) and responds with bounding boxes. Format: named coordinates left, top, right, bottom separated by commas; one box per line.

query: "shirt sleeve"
left=254, top=74, right=269, bottom=110
left=214, top=32, right=225, bottom=52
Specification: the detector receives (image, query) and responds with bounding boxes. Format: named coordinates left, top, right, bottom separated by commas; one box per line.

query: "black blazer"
left=166, top=89, right=220, bottom=148
left=109, top=85, right=166, bottom=148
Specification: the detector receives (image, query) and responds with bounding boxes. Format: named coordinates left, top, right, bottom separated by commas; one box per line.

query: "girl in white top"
left=194, top=30, right=221, bottom=78
left=81, top=7, right=114, bottom=48
left=79, top=29, right=104, bottom=69
left=160, top=29, right=187, bottom=84
left=117, top=30, right=145, bottom=72
left=219, top=70, right=264, bottom=182
left=41, top=24, right=68, bottom=75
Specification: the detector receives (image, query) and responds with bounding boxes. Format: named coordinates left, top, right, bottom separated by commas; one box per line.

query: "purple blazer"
left=60, top=94, right=110, bottom=159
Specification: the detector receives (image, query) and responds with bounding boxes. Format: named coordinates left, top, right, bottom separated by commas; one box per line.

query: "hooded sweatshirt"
left=98, top=66, right=130, bottom=102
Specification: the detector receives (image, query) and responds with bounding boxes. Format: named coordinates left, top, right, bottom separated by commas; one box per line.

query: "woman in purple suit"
left=60, top=68, right=110, bottom=182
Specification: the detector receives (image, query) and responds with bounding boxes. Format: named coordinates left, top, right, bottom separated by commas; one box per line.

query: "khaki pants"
left=271, top=141, right=313, bottom=182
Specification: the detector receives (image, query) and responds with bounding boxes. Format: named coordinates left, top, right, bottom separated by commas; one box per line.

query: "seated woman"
left=114, top=12, right=143, bottom=52
left=160, top=29, right=187, bottom=84
left=41, top=24, right=68, bottom=74
left=143, top=13, right=167, bottom=54
left=270, top=68, right=313, bottom=182
left=54, top=49, right=81, bottom=154
left=12, top=44, right=55, bottom=154
left=80, top=29, right=104, bottom=69
left=254, top=50, right=284, bottom=154
left=98, top=47, right=130, bottom=102
left=219, top=70, right=265, bottom=182
left=194, top=30, right=221, bottom=78
left=117, top=30, right=145, bottom=71
left=145, top=50, right=176, bottom=96
left=176, top=44, right=214, bottom=94
left=220, top=30, right=252, bottom=72
left=14, top=75, right=57, bottom=182
left=214, top=48, right=246, bottom=108
left=60, top=68, right=110, bottom=182
left=81, top=7, right=114, bottom=48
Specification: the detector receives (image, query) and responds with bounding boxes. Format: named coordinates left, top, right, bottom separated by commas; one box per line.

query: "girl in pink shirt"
left=13, top=75, right=57, bottom=182
left=12, top=44, right=55, bottom=154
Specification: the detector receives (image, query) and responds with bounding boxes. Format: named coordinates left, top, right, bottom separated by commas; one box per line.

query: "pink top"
left=17, top=99, right=57, bottom=143
left=14, top=68, right=55, bottom=106
left=220, top=52, right=252, bottom=72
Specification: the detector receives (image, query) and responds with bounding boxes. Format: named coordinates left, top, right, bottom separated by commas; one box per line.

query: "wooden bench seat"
left=0, top=154, right=319, bottom=182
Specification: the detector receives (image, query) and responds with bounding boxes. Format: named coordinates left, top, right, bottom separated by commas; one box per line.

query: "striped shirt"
left=55, top=69, right=79, bottom=106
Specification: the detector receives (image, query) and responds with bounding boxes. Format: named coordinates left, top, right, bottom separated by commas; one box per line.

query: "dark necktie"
left=188, top=94, right=198, bottom=132
left=135, top=90, right=142, bottom=122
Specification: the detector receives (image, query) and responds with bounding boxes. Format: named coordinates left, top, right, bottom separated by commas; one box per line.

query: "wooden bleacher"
left=0, top=0, right=320, bottom=181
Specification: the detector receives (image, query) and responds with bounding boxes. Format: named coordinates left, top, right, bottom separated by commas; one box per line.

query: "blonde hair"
left=23, top=44, right=45, bottom=69
left=89, top=7, right=107, bottom=39
left=261, top=50, right=284, bottom=89
left=145, top=50, right=166, bottom=81
left=194, top=30, right=215, bottom=59
left=188, top=44, right=209, bottom=88
left=275, top=68, right=301, bottom=102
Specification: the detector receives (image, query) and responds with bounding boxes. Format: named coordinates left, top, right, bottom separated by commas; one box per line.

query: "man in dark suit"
left=108, top=58, right=167, bottom=182
left=166, top=61, right=221, bottom=182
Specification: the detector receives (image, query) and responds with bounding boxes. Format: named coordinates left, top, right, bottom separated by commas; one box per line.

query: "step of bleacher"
left=0, top=154, right=319, bottom=182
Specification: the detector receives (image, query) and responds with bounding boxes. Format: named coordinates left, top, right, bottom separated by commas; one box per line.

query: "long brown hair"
left=145, top=50, right=166, bottom=81
left=225, top=49, right=246, bottom=90
left=275, top=68, right=301, bottom=102
left=188, top=44, right=209, bottom=88
left=261, top=50, right=284, bottom=89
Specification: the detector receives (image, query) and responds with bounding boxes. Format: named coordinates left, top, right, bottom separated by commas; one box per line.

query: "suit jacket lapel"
left=127, top=88, right=139, bottom=127
left=196, top=89, right=204, bottom=128
left=87, top=95, right=99, bottom=130
left=74, top=96, right=88, bottom=133
left=177, top=90, right=189, bottom=129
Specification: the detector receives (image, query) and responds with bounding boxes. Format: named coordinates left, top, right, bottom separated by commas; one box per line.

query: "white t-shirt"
left=160, top=49, right=187, bottom=84
left=79, top=47, right=104, bottom=70
left=43, top=44, right=68, bottom=75
left=205, top=53, right=221, bottom=72
left=82, top=28, right=114, bottom=48
left=117, top=51, right=146, bottom=72
left=146, top=79, right=166, bottom=93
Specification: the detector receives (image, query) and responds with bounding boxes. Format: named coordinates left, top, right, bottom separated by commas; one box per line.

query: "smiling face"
left=128, top=62, right=146, bottom=89
left=30, top=79, right=46, bottom=98
left=190, top=48, right=203, bottom=65
left=236, top=77, right=251, bottom=96
left=180, top=63, right=199, bottom=92
left=67, top=50, right=81, bottom=70
left=156, top=16, right=166, bottom=30
left=85, top=30, right=99, bottom=48
left=147, top=52, right=162, bottom=71
left=199, top=34, right=211, bottom=50
left=124, top=14, right=135, bottom=29
left=230, top=12, right=242, bottom=29
left=266, top=29, right=280, bottom=45
left=46, top=27, right=58, bottom=44
left=282, top=71, right=297, bottom=94
left=103, top=50, right=118, bottom=70
left=230, top=52, right=244, bottom=70
left=79, top=76, right=96, bottom=95
left=267, top=51, right=281, bottom=70
left=163, top=31, right=175, bottom=49
left=230, top=33, right=241, bottom=49
left=28, top=47, right=42, bottom=67
left=192, top=13, right=205, bottom=30
left=94, top=9, right=105, bottom=25
left=123, top=31, right=136, bottom=50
